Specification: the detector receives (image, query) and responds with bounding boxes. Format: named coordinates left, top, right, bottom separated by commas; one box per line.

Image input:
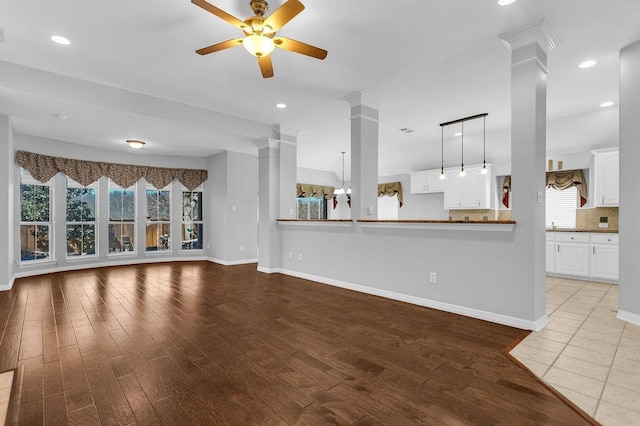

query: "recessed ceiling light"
left=579, top=60, right=596, bottom=69
left=600, top=101, right=614, bottom=108
left=454, top=132, right=462, bottom=136
left=50, top=35, right=70, bottom=45
left=126, top=140, right=146, bottom=149
left=276, top=103, right=287, bottom=109
left=498, top=0, right=517, bottom=5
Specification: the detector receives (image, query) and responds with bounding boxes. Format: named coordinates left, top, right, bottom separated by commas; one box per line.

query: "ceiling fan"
left=192, top=0, right=327, bottom=78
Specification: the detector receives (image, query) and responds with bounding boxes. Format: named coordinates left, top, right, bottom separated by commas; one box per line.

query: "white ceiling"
left=0, top=0, right=638, bottom=179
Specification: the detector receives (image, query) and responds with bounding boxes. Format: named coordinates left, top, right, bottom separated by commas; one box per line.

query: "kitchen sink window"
left=546, top=186, right=578, bottom=229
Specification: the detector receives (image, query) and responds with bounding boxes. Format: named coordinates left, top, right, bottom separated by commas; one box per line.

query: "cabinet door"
left=444, top=173, right=463, bottom=209
left=546, top=242, right=556, bottom=273
left=410, top=171, right=427, bottom=194
left=425, top=170, right=445, bottom=192
left=556, top=243, right=589, bottom=277
left=461, top=168, right=490, bottom=208
left=591, top=244, right=619, bottom=280
left=595, top=151, right=619, bottom=206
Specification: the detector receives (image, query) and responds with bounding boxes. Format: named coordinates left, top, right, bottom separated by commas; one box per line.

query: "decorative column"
left=344, top=92, right=383, bottom=220
left=257, top=138, right=280, bottom=273
left=499, top=20, right=559, bottom=327
left=618, top=39, right=640, bottom=326
left=276, top=125, right=298, bottom=219
left=0, top=115, right=15, bottom=290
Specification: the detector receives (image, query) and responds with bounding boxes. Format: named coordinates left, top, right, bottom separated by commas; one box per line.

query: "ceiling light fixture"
left=333, top=151, right=351, bottom=195
left=579, top=60, right=596, bottom=69
left=242, top=34, right=276, bottom=57
left=399, top=128, right=414, bottom=133
left=276, top=103, right=287, bottom=109
left=439, top=126, right=446, bottom=180
left=439, top=113, right=489, bottom=179
left=454, top=132, right=462, bottom=136
left=600, top=101, right=614, bottom=108
left=126, top=140, right=146, bottom=149
left=50, top=35, right=70, bottom=45
left=497, top=0, right=517, bottom=5
left=481, top=115, right=488, bottom=174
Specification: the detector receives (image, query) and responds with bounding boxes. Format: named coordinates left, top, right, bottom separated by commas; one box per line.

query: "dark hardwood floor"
left=0, top=262, right=591, bottom=425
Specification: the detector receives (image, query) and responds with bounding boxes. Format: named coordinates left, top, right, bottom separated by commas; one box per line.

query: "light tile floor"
left=511, top=277, right=640, bottom=425
left=0, top=370, right=14, bottom=426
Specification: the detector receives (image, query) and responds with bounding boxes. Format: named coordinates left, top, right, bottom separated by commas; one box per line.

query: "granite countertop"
left=546, top=229, right=618, bottom=233
left=357, top=220, right=516, bottom=224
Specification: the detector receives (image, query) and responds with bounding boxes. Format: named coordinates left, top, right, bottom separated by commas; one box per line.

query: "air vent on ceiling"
left=399, top=128, right=414, bottom=133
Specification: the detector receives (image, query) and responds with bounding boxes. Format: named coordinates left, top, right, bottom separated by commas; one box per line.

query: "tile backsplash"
left=449, top=209, right=499, bottom=221
left=576, top=207, right=618, bottom=231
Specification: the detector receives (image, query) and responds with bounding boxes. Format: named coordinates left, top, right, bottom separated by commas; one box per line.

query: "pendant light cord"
left=461, top=121, right=464, bottom=172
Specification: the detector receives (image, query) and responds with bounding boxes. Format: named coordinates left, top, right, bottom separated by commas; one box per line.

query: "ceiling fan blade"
left=264, top=0, right=305, bottom=32
left=274, top=37, right=327, bottom=60
left=191, top=0, right=247, bottom=31
left=196, top=38, right=244, bottom=55
left=258, top=55, right=274, bottom=78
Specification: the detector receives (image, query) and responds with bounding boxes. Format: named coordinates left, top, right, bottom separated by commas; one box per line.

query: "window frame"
left=181, top=186, right=204, bottom=251
left=545, top=186, right=578, bottom=230
left=107, top=180, right=137, bottom=255
left=66, top=177, right=98, bottom=259
left=19, top=168, right=54, bottom=264
left=146, top=183, right=172, bottom=253
left=296, top=196, right=328, bottom=220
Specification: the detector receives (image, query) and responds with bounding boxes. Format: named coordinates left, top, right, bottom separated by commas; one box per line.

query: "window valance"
left=378, top=182, right=403, bottom=207
left=15, top=150, right=208, bottom=190
left=296, top=183, right=335, bottom=200
left=502, top=169, right=588, bottom=208
left=546, top=169, right=587, bottom=207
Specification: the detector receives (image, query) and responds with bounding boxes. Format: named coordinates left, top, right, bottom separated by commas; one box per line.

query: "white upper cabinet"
left=409, top=169, right=445, bottom=194
left=593, top=148, right=619, bottom=207
left=443, top=165, right=492, bottom=210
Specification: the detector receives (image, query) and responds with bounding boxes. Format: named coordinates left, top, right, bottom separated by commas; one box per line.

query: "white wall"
left=0, top=116, right=14, bottom=290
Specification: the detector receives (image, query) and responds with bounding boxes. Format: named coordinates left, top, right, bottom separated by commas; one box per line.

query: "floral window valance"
left=296, top=183, right=335, bottom=200
left=502, top=169, right=588, bottom=208
left=378, top=182, right=403, bottom=207
left=15, top=150, right=208, bottom=190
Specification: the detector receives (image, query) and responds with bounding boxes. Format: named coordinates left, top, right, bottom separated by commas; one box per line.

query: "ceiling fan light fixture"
left=242, top=34, right=275, bottom=57
left=126, top=140, right=146, bottom=149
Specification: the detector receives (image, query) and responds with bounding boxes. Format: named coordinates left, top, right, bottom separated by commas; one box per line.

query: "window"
left=146, top=184, right=171, bottom=252
left=109, top=180, right=136, bottom=253
left=546, top=186, right=577, bottom=229
left=297, top=197, right=327, bottom=220
left=182, top=189, right=203, bottom=250
left=66, top=178, right=97, bottom=257
left=20, top=169, right=52, bottom=261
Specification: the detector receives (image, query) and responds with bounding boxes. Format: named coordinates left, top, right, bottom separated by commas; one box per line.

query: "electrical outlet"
left=429, top=272, right=437, bottom=283
left=239, top=245, right=244, bottom=251
left=298, top=253, right=303, bottom=261
left=207, top=244, right=210, bottom=250
left=232, top=205, right=237, bottom=212
left=288, top=251, right=293, bottom=259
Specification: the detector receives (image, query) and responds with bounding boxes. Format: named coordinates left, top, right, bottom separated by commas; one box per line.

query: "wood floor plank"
left=4, top=263, right=592, bottom=425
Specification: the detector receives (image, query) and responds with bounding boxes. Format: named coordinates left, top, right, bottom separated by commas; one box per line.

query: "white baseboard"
left=0, top=276, right=15, bottom=292
left=279, top=268, right=544, bottom=331
left=546, top=273, right=618, bottom=285
left=208, top=258, right=258, bottom=266
left=617, top=310, right=640, bottom=328
left=257, top=266, right=281, bottom=274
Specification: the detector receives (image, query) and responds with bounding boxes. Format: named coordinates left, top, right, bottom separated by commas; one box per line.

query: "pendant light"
left=459, top=121, right=466, bottom=177
left=481, top=115, right=488, bottom=174
left=439, top=126, right=446, bottom=180
left=334, top=151, right=351, bottom=195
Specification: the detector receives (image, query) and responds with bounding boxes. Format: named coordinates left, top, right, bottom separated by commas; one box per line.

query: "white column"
left=499, top=20, right=559, bottom=326
left=0, top=115, right=14, bottom=289
left=276, top=125, right=298, bottom=219
left=344, top=92, right=383, bottom=220
left=257, top=139, right=280, bottom=272
left=618, top=39, right=640, bottom=326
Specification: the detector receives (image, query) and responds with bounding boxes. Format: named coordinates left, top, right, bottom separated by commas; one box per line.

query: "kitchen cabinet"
left=590, top=234, right=619, bottom=280
left=443, top=165, right=492, bottom=210
left=547, top=232, right=618, bottom=281
left=410, top=169, right=445, bottom=194
left=593, top=148, right=619, bottom=207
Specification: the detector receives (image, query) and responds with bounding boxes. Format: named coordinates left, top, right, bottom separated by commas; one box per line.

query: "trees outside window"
left=297, top=197, right=327, bottom=220
left=146, top=185, right=171, bottom=252
left=182, top=189, right=203, bottom=250
left=20, top=169, right=52, bottom=261
left=66, top=178, right=97, bottom=257
left=109, top=180, right=136, bottom=253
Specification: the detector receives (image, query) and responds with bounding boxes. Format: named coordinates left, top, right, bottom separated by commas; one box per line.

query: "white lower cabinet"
left=547, top=232, right=618, bottom=281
